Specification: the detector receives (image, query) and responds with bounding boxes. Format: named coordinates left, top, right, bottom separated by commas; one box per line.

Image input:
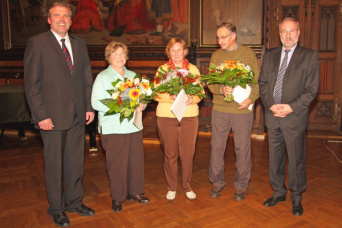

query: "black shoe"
left=51, top=212, right=70, bottom=227
left=292, top=201, right=303, bottom=216
left=112, top=200, right=122, bottom=213
left=210, top=186, right=223, bottom=198
left=263, top=196, right=286, bottom=207
left=127, top=194, right=150, bottom=204
left=234, top=191, right=246, bottom=201
left=67, top=204, right=95, bottom=216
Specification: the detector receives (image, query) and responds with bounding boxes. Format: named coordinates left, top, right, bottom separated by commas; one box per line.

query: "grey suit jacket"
left=258, top=45, right=320, bottom=130
left=24, top=30, right=94, bottom=130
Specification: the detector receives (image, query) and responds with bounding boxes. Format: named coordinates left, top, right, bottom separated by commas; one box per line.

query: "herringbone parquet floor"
left=0, top=131, right=341, bottom=227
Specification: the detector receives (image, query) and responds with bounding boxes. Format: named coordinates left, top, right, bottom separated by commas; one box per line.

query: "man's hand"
left=238, top=98, right=252, bottom=110
left=86, top=112, right=95, bottom=125
left=270, top=104, right=293, bottom=117
left=220, top=86, right=234, bottom=97
left=38, top=118, right=54, bottom=130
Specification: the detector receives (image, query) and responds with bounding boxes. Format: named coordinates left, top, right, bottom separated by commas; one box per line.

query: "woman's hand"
left=185, top=94, right=193, bottom=106
left=136, top=103, right=145, bottom=112
left=169, top=94, right=177, bottom=100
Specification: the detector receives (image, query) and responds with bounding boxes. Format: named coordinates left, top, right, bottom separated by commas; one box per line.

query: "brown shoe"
left=210, top=186, right=223, bottom=198
left=234, top=192, right=246, bottom=201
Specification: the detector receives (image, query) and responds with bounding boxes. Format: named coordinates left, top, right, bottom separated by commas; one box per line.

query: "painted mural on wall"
left=201, top=0, right=262, bottom=46
left=10, top=0, right=189, bottom=47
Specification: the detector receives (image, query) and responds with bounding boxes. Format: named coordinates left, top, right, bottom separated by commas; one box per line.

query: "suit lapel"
left=285, top=45, right=301, bottom=76
left=69, top=35, right=77, bottom=76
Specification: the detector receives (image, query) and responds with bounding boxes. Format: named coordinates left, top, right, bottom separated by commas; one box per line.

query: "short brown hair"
left=165, top=38, right=188, bottom=59
left=48, top=2, right=72, bottom=18
left=217, top=22, right=237, bottom=34
left=104, top=41, right=129, bottom=64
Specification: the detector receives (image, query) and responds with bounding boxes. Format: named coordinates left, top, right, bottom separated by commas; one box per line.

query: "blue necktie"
left=61, top=39, right=73, bottom=74
left=274, top=50, right=290, bottom=104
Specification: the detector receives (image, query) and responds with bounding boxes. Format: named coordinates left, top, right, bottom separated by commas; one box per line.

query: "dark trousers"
left=40, top=118, right=85, bottom=215
left=100, top=131, right=145, bottom=202
left=157, top=117, right=198, bottom=192
left=267, top=119, right=307, bottom=202
left=209, top=110, right=253, bottom=192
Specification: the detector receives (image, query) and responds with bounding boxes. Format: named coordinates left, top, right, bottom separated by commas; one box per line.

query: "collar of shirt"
left=50, top=30, right=74, bottom=63
left=225, top=42, right=239, bottom=52
left=280, top=44, right=297, bottom=66
left=109, top=65, right=129, bottom=80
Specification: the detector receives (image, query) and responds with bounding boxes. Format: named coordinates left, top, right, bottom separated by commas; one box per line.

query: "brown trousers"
left=209, top=110, right=253, bottom=192
left=157, top=117, right=198, bottom=192
left=100, top=131, right=145, bottom=202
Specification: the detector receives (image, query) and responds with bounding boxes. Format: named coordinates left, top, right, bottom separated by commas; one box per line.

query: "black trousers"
left=40, top=118, right=85, bottom=215
left=267, top=119, right=307, bottom=202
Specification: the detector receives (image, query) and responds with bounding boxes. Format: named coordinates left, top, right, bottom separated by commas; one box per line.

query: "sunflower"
left=129, top=88, right=140, bottom=100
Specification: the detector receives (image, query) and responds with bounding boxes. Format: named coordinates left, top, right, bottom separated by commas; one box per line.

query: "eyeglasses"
left=112, top=52, right=126, bottom=58
left=216, top=34, right=232, bottom=40
left=280, top=29, right=298, bottom=35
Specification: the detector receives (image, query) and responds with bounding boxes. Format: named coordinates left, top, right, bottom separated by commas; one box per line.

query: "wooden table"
left=0, top=85, right=31, bottom=145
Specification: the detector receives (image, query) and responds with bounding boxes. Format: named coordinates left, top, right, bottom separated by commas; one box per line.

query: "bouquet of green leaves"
left=201, top=60, right=256, bottom=102
left=100, top=74, right=156, bottom=123
left=153, top=67, right=206, bottom=98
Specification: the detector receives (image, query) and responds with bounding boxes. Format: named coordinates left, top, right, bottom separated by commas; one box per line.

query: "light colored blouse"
left=154, top=63, right=203, bottom=118
left=91, top=65, right=142, bottom=134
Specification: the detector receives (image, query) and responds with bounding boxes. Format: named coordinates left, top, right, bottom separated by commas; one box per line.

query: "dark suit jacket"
left=258, top=45, right=320, bottom=131
left=24, top=30, right=94, bottom=130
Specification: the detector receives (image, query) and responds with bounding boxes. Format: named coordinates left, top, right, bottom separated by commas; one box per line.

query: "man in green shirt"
left=208, top=22, right=260, bottom=201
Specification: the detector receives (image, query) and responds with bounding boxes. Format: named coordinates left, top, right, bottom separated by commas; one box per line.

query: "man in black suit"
left=24, top=2, right=95, bottom=227
left=259, top=17, right=320, bottom=216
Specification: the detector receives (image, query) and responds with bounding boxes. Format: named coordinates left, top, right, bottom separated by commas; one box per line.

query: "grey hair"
left=279, top=17, right=300, bottom=31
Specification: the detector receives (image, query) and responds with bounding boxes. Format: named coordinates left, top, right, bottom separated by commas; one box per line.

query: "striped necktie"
left=61, top=39, right=73, bottom=74
left=274, top=50, right=290, bottom=104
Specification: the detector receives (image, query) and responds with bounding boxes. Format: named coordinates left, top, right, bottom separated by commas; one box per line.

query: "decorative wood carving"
left=282, top=6, right=299, bottom=19
left=317, top=102, right=332, bottom=117
left=320, top=6, right=336, bottom=51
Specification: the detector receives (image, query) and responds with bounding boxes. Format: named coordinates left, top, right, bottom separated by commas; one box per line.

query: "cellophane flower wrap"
left=201, top=60, right=256, bottom=102
left=153, top=67, right=206, bottom=98
left=100, top=74, right=156, bottom=123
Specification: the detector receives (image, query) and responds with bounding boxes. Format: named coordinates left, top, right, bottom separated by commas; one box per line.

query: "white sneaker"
left=166, top=191, right=176, bottom=200
left=185, top=191, right=196, bottom=200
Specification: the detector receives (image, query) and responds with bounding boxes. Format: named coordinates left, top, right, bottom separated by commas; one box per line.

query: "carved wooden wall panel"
left=319, top=59, right=334, bottom=93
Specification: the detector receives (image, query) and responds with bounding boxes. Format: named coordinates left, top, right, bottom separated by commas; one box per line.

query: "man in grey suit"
left=259, top=17, right=320, bottom=216
left=24, top=2, right=95, bottom=227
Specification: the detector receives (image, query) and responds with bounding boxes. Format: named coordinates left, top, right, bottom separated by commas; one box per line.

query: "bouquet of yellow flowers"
left=154, top=67, right=206, bottom=98
left=201, top=60, right=256, bottom=102
left=100, top=74, right=156, bottom=123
